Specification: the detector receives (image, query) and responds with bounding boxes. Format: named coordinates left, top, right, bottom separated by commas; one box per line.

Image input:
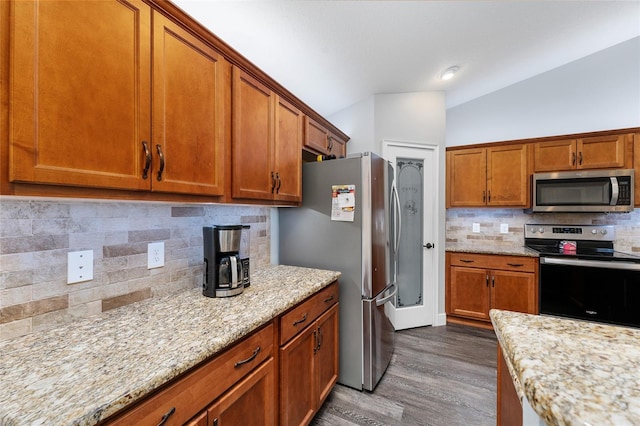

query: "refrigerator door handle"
left=376, top=283, right=397, bottom=306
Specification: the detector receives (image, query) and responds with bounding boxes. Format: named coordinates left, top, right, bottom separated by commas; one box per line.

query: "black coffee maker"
left=203, top=225, right=244, bottom=298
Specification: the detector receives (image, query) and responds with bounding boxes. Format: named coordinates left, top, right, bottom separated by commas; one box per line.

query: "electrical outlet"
left=500, top=223, right=509, bottom=234
left=472, top=222, right=480, bottom=233
left=68, top=250, right=93, bottom=284
left=148, top=242, right=165, bottom=269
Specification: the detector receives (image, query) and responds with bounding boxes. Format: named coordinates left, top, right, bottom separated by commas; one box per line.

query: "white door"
left=383, top=140, right=438, bottom=330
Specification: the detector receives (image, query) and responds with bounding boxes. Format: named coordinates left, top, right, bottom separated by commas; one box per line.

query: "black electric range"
left=525, top=224, right=640, bottom=328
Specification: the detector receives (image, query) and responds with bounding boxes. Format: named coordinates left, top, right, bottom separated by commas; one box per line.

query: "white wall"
left=327, top=96, right=375, bottom=155
left=446, top=36, right=640, bottom=147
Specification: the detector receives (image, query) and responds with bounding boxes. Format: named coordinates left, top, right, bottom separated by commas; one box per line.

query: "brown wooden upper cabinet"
left=447, top=144, right=530, bottom=208
left=232, top=67, right=302, bottom=202
left=635, top=133, right=640, bottom=207
left=304, top=116, right=346, bottom=158
left=9, top=0, right=152, bottom=190
left=534, top=134, right=628, bottom=172
left=151, top=12, right=229, bottom=196
left=9, top=1, right=229, bottom=196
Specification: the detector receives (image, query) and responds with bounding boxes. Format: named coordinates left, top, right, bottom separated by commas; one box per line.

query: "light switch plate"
left=148, top=242, right=165, bottom=269
left=472, top=223, right=480, bottom=233
left=68, top=250, right=93, bottom=284
left=500, top=223, right=509, bottom=234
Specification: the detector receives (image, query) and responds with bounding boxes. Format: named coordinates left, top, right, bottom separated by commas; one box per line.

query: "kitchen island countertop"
left=0, top=264, right=340, bottom=426
left=491, top=309, right=640, bottom=425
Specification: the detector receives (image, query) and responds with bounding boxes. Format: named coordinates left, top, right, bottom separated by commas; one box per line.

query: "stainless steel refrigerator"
left=279, top=152, right=397, bottom=391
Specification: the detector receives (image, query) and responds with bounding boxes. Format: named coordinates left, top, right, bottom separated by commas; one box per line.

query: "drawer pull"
left=293, top=313, right=308, bottom=326
left=507, top=263, right=524, bottom=267
left=156, top=144, right=165, bottom=181
left=157, top=407, right=175, bottom=426
left=324, top=295, right=334, bottom=303
left=142, top=141, right=151, bottom=180
left=460, top=259, right=474, bottom=263
left=234, top=346, right=261, bottom=368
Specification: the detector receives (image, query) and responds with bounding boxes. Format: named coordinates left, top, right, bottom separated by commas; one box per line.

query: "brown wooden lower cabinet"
left=104, top=282, right=339, bottom=426
left=497, top=345, right=522, bottom=426
left=446, top=252, right=538, bottom=328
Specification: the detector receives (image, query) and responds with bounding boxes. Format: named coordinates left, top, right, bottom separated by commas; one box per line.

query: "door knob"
left=423, top=243, right=434, bottom=249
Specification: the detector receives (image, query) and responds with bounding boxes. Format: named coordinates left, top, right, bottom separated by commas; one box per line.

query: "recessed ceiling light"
left=440, top=66, right=460, bottom=81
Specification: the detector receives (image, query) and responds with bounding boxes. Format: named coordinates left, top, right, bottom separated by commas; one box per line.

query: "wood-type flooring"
left=311, top=323, right=497, bottom=426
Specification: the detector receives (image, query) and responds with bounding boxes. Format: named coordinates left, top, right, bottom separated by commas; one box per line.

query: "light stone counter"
left=0, top=265, right=340, bottom=426
left=445, top=242, right=539, bottom=258
left=491, top=309, right=640, bottom=425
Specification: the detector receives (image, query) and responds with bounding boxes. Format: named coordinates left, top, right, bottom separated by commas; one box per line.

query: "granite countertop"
left=491, top=309, right=640, bottom=425
left=446, top=242, right=539, bottom=257
left=0, top=265, right=340, bottom=426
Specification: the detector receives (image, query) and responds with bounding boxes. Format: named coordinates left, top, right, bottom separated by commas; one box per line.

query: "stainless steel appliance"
left=279, top=152, right=397, bottom=391
left=203, top=225, right=244, bottom=298
left=531, top=169, right=634, bottom=213
left=240, top=225, right=251, bottom=287
left=525, top=224, right=640, bottom=327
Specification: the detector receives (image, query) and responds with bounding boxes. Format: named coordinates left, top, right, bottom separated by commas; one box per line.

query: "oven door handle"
left=540, top=256, right=640, bottom=271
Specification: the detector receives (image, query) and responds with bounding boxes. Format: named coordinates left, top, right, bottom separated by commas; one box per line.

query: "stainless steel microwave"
left=532, top=169, right=634, bottom=213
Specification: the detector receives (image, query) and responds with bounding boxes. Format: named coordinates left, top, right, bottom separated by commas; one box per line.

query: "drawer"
left=107, top=323, right=274, bottom=426
left=280, top=281, right=338, bottom=345
left=449, top=253, right=537, bottom=273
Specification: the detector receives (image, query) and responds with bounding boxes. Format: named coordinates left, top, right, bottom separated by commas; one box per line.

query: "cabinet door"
left=152, top=13, right=229, bottom=195
left=232, top=67, right=274, bottom=200
left=577, top=134, right=626, bottom=169
left=279, top=325, right=316, bottom=426
left=447, top=148, right=487, bottom=207
left=207, top=358, right=276, bottom=426
left=273, top=97, right=302, bottom=202
left=487, top=144, right=529, bottom=207
left=315, top=304, right=339, bottom=406
left=303, top=116, right=330, bottom=155
left=634, top=133, right=640, bottom=207
left=9, top=0, right=151, bottom=190
left=449, top=266, right=490, bottom=321
left=328, top=133, right=347, bottom=158
left=534, top=139, right=576, bottom=172
left=491, top=270, right=537, bottom=315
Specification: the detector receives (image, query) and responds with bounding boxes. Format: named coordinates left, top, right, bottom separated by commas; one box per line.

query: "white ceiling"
left=172, top=0, right=640, bottom=117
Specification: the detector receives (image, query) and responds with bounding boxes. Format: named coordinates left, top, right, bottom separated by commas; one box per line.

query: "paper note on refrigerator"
left=331, top=184, right=356, bottom=222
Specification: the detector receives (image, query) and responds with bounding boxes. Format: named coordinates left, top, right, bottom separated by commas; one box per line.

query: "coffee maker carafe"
left=203, top=225, right=244, bottom=298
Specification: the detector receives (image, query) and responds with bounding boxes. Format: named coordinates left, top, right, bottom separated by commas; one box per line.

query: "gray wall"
left=446, top=37, right=640, bottom=147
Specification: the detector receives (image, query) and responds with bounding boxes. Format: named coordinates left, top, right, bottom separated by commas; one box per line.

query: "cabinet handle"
left=488, top=190, right=491, bottom=203
left=482, top=191, right=486, bottom=203
left=507, top=263, right=524, bottom=267
left=492, top=276, right=495, bottom=287
left=293, top=313, right=308, bottom=326
left=271, top=171, right=276, bottom=193
left=317, top=326, right=323, bottom=352
left=486, top=274, right=489, bottom=287
left=579, top=151, right=583, bottom=165
left=213, top=419, right=219, bottom=426
left=327, top=135, right=333, bottom=151
left=156, top=144, right=165, bottom=181
left=460, top=259, right=474, bottom=263
left=157, top=407, right=175, bottom=426
left=142, top=141, right=151, bottom=180
left=275, top=172, right=281, bottom=193
left=234, top=346, right=260, bottom=368
left=572, top=152, right=576, bottom=166
left=324, top=295, right=334, bottom=303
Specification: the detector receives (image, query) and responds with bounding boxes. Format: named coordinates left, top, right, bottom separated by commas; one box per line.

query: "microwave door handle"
left=610, top=177, right=619, bottom=206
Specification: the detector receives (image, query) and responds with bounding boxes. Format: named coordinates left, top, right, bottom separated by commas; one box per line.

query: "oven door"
left=539, top=257, right=640, bottom=328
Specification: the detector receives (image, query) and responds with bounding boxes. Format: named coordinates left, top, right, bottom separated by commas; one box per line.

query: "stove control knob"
left=538, top=227, right=545, bottom=234
left=530, top=228, right=537, bottom=233
left=591, top=229, right=598, bottom=235
left=600, top=229, right=607, bottom=235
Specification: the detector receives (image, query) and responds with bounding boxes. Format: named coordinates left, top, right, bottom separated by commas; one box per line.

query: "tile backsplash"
left=0, top=198, right=270, bottom=341
left=446, top=208, right=640, bottom=254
